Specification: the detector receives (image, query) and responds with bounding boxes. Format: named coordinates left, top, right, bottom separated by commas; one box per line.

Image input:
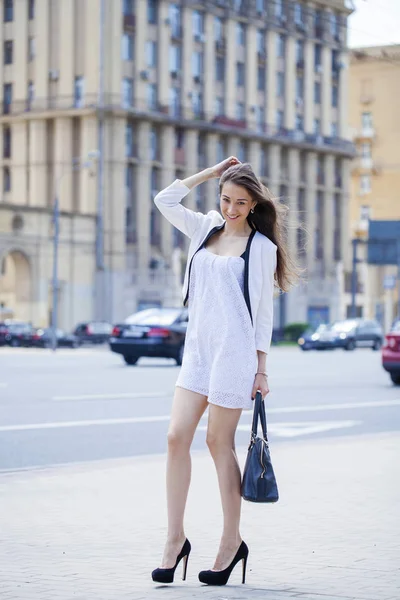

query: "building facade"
left=347, top=45, right=400, bottom=330
left=0, top=0, right=354, bottom=330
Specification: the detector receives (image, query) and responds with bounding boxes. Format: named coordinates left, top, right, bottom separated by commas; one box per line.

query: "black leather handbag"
left=241, top=390, right=279, bottom=503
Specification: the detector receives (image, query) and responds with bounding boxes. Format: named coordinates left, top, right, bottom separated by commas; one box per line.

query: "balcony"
left=212, top=115, right=247, bottom=129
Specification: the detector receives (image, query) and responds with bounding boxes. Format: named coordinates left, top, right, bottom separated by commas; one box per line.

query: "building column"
left=29, top=120, right=47, bottom=207
left=134, top=0, right=147, bottom=110
left=304, top=40, right=314, bottom=134
left=79, top=116, right=97, bottom=214
left=160, top=125, right=175, bottom=258
left=205, top=132, right=218, bottom=212
left=248, top=140, right=261, bottom=176
left=59, top=0, right=74, bottom=107
left=266, top=31, right=277, bottom=128
left=339, top=52, right=349, bottom=139
left=185, top=130, right=198, bottom=212
left=268, top=144, right=280, bottom=195
left=158, top=2, right=170, bottom=108
left=321, top=46, right=332, bottom=136
left=245, top=24, right=257, bottom=130
left=341, top=158, right=352, bottom=269
left=35, top=0, right=50, bottom=102
left=10, top=123, right=27, bottom=205
left=287, top=148, right=300, bottom=256
left=204, top=13, right=215, bottom=119
left=284, top=37, right=296, bottom=131
left=136, top=121, right=151, bottom=281
left=14, top=0, right=28, bottom=104
left=54, top=118, right=73, bottom=212
left=305, top=152, right=317, bottom=272
left=109, top=0, right=123, bottom=102
left=225, top=20, right=236, bottom=119
left=182, top=7, right=194, bottom=120
left=324, top=155, right=335, bottom=275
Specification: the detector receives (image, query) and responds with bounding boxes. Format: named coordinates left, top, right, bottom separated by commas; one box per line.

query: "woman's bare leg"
left=206, top=404, right=243, bottom=570
left=160, top=386, right=208, bottom=568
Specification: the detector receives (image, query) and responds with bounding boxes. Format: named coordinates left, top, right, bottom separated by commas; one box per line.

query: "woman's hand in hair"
left=211, top=156, right=241, bottom=178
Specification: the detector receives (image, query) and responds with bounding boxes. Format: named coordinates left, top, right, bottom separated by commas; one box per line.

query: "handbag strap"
left=251, top=391, right=269, bottom=443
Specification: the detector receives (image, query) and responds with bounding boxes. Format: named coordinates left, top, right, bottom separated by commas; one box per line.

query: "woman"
left=151, top=158, right=295, bottom=586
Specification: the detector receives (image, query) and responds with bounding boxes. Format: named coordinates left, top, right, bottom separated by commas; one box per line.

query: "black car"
left=109, top=307, right=188, bottom=365
left=73, top=321, right=112, bottom=345
left=1, top=321, right=34, bottom=347
left=298, top=324, right=332, bottom=350
left=31, top=328, right=81, bottom=349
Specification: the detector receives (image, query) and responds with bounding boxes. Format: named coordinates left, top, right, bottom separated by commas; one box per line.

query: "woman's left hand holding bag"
left=251, top=373, right=269, bottom=401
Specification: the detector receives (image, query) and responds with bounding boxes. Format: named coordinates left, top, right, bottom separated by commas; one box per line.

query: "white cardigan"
left=154, top=179, right=277, bottom=354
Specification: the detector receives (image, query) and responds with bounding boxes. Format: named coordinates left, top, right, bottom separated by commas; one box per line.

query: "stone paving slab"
left=0, top=432, right=399, bottom=599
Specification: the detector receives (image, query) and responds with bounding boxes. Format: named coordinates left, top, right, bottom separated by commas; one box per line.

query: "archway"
left=0, top=250, right=32, bottom=322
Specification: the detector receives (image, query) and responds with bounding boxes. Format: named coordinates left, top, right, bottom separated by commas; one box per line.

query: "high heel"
left=198, top=541, right=249, bottom=586
left=151, top=538, right=191, bottom=584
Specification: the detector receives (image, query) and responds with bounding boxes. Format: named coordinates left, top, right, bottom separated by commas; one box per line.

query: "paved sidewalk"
left=0, top=432, right=399, bottom=600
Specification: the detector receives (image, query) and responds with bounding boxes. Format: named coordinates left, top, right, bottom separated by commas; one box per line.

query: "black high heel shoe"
left=151, top=538, right=191, bottom=584
left=198, top=540, right=249, bottom=586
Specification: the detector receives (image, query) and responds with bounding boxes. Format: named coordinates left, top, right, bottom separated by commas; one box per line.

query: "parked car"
left=109, top=307, right=188, bottom=365
left=73, top=321, right=112, bottom=345
left=298, top=324, right=332, bottom=350
left=0, top=322, right=8, bottom=346
left=31, top=328, right=81, bottom=349
left=298, top=319, right=383, bottom=351
left=382, top=320, right=400, bottom=385
left=1, top=321, right=35, bottom=347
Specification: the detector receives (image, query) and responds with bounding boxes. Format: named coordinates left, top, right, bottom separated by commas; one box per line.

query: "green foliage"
left=284, top=322, right=309, bottom=341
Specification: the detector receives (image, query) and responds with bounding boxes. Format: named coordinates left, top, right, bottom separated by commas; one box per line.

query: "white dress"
left=175, top=247, right=258, bottom=410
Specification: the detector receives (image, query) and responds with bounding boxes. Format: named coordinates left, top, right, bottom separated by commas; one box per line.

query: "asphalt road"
left=0, top=345, right=399, bottom=472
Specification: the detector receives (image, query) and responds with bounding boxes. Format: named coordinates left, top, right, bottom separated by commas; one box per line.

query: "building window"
left=315, top=191, right=324, bottom=259
left=237, top=141, right=247, bottom=163
left=3, top=126, right=11, bottom=158
left=146, top=40, right=157, bottom=67
left=170, top=87, right=181, bottom=117
left=360, top=174, right=371, bottom=195
left=362, top=111, right=373, bottom=129
left=216, top=56, right=225, bottom=81
left=332, top=84, right=338, bottom=107
left=169, top=3, right=182, bottom=38
left=296, top=39, right=304, bottom=63
left=150, top=166, right=160, bottom=196
left=295, top=114, right=304, bottom=131
left=28, top=37, right=35, bottom=61
left=260, top=146, right=268, bottom=177
left=4, top=0, right=13, bottom=22
left=126, top=122, right=135, bottom=157
left=192, top=91, right=203, bottom=116
left=147, top=83, right=157, bottom=110
left=296, top=76, right=303, bottom=100
left=214, top=16, right=223, bottom=42
left=27, top=81, right=34, bottom=108
left=314, top=81, right=321, bottom=104
left=215, top=97, right=224, bottom=116
left=317, top=155, right=324, bottom=184
left=125, top=164, right=135, bottom=243
left=29, top=0, right=35, bottom=20
left=276, top=110, right=284, bottom=130
left=314, top=44, right=322, bottom=71
left=236, top=23, right=245, bottom=46
left=122, top=33, right=134, bottom=61
left=331, top=122, right=338, bottom=138
left=257, top=66, right=265, bottom=91
left=192, top=51, right=203, bottom=78
left=3, top=83, right=12, bottom=114
left=169, top=45, right=181, bottom=73
left=334, top=158, right=342, bottom=187
left=217, top=137, right=226, bottom=163
left=4, top=41, right=12, bottom=65
left=331, top=13, right=340, bottom=41
left=122, top=77, right=134, bottom=108
left=198, top=132, right=206, bottom=167
left=123, top=0, right=134, bottom=16
left=276, top=72, right=284, bottom=97
left=314, top=118, right=321, bottom=135
left=74, top=76, right=84, bottom=108
left=236, top=102, right=245, bottom=121
left=256, top=0, right=265, bottom=13
left=3, top=166, right=11, bottom=191
left=236, top=62, right=245, bottom=86
left=277, top=34, right=285, bottom=58
left=257, top=29, right=265, bottom=54
left=192, top=10, right=204, bottom=37
left=175, top=127, right=184, bottom=149
left=149, top=126, right=159, bottom=160
left=256, top=106, right=265, bottom=132
left=294, top=3, right=304, bottom=25
left=333, top=193, right=341, bottom=260
left=147, top=0, right=157, bottom=24
left=315, top=9, right=324, bottom=38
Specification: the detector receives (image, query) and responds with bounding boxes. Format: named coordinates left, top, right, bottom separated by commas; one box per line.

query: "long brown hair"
left=219, top=163, right=300, bottom=292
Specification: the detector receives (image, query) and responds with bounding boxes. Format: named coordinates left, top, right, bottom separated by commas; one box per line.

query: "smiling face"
left=220, top=182, right=256, bottom=226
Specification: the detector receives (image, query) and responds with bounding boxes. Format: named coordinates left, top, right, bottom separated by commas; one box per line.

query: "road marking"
left=1, top=399, right=399, bottom=433
left=239, top=420, right=362, bottom=437
left=53, top=391, right=174, bottom=401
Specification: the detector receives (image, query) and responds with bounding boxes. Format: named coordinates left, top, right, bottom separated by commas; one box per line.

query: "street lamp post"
left=51, top=152, right=99, bottom=351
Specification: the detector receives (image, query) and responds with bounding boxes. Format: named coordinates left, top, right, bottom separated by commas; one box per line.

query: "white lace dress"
left=175, top=247, right=258, bottom=410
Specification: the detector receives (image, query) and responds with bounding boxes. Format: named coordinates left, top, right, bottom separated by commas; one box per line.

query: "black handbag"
left=241, top=390, right=279, bottom=503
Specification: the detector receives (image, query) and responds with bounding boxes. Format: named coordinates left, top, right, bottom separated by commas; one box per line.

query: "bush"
left=284, top=322, right=309, bottom=342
